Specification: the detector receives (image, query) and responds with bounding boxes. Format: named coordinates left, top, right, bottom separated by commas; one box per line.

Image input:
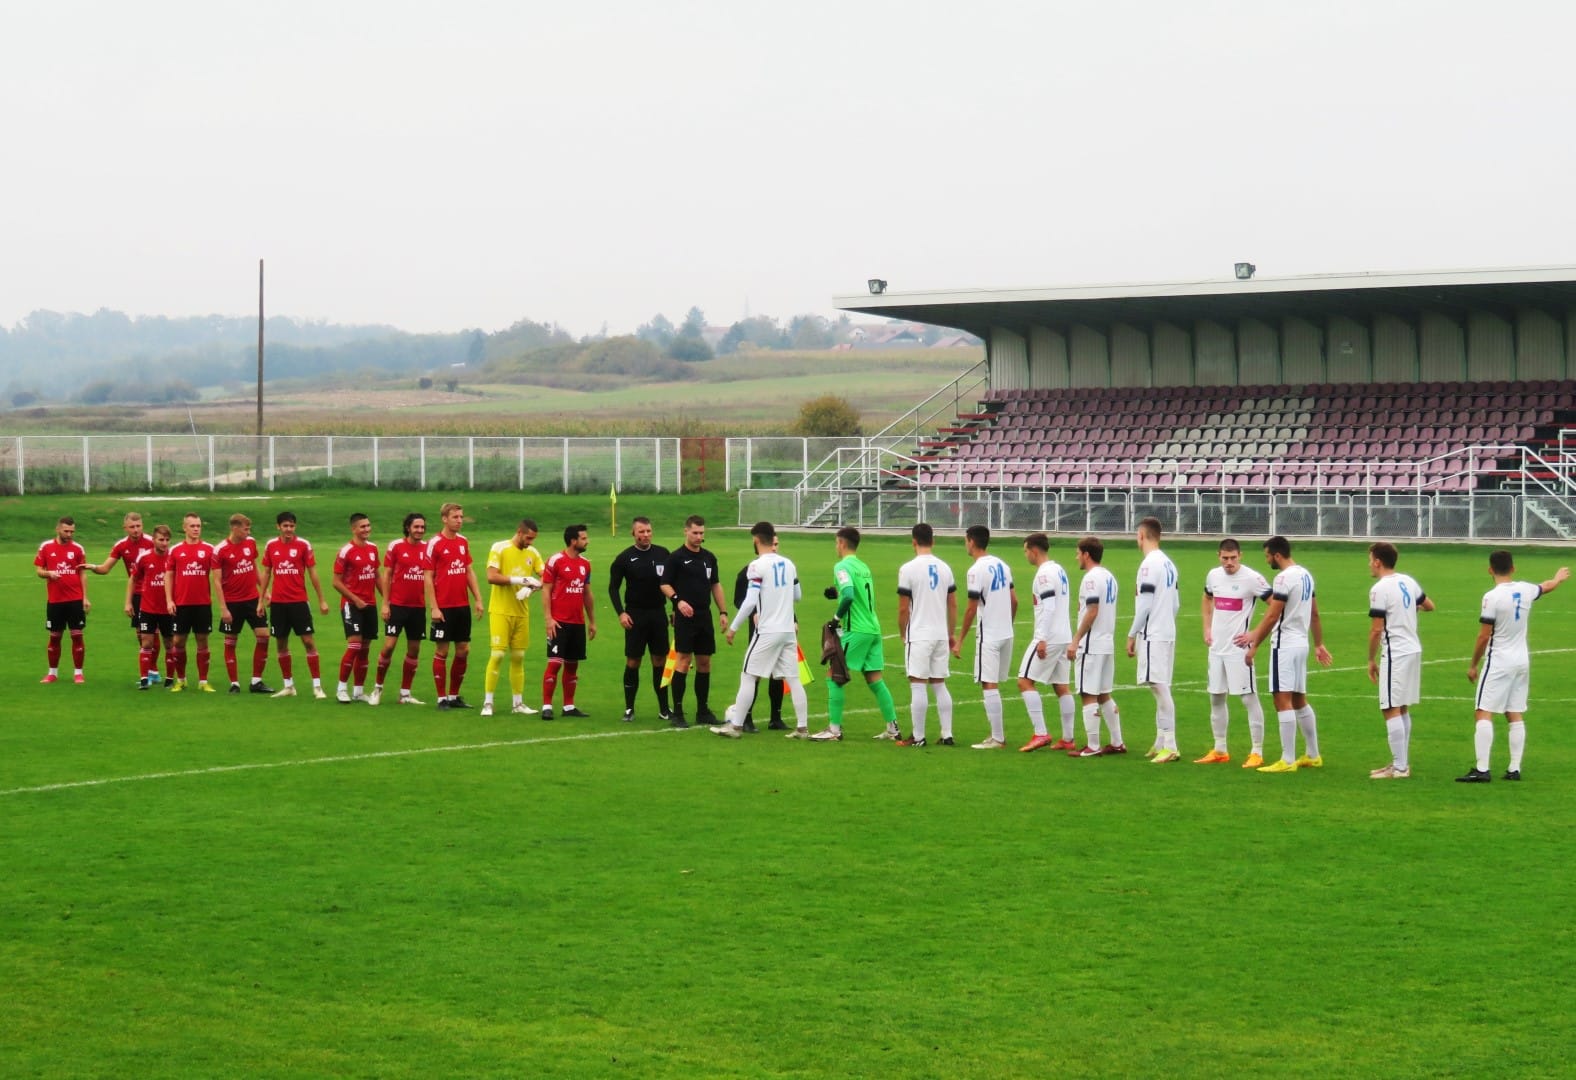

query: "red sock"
left=354, top=650, right=369, bottom=690
left=174, top=647, right=187, bottom=679
left=305, top=651, right=321, bottom=681
left=47, top=635, right=62, bottom=668
left=542, top=658, right=562, bottom=705
left=163, top=640, right=175, bottom=679
left=338, top=644, right=358, bottom=683
left=432, top=656, right=447, bottom=698
left=448, top=654, right=468, bottom=696
left=563, top=662, right=579, bottom=706
left=70, top=633, right=85, bottom=670
left=401, top=655, right=418, bottom=691
left=139, top=647, right=154, bottom=678
left=376, top=651, right=393, bottom=688
left=252, top=641, right=269, bottom=680
left=224, top=637, right=239, bottom=683
left=279, top=651, right=293, bottom=680
left=195, top=648, right=210, bottom=681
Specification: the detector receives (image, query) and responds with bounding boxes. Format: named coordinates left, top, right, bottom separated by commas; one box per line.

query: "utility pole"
left=256, top=258, right=265, bottom=483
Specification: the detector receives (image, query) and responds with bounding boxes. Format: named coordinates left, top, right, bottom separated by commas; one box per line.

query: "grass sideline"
left=3, top=493, right=1574, bottom=1077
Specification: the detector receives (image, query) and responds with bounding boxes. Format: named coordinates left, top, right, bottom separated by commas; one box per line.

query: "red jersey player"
left=213, top=512, right=275, bottom=694
left=35, top=515, right=90, bottom=684
left=540, top=523, right=597, bottom=719
left=331, top=511, right=383, bottom=703
left=86, top=510, right=154, bottom=680
left=162, top=512, right=221, bottom=692
left=129, top=524, right=176, bottom=689
left=371, top=512, right=435, bottom=706
left=426, top=501, right=485, bottom=709
left=259, top=510, right=330, bottom=699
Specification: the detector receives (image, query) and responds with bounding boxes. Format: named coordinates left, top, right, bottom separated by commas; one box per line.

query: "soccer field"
left=2, top=491, right=1573, bottom=1078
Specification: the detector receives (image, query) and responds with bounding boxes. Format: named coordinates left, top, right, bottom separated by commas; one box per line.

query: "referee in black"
left=607, top=515, right=672, bottom=722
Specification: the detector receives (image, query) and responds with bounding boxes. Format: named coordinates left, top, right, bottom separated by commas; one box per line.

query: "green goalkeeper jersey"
left=833, top=554, right=881, bottom=636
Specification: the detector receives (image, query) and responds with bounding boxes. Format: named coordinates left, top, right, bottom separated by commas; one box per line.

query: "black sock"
left=623, top=665, right=638, bottom=709
left=694, top=671, right=710, bottom=712
left=768, top=677, right=784, bottom=721
left=653, top=667, right=670, bottom=712
left=671, top=672, right=688, bottom=714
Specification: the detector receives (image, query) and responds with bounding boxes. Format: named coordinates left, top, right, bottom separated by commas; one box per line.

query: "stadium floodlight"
left=1234, top=262, right=1256, bottom=280
left=868, top=278, right=888, bottom=295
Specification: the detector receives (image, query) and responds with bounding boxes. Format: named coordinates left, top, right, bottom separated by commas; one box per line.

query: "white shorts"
left=905, top=638, right=950, bottom=681
left=1207, top=649, right=1257, bottom=697
left=1268, top=646, right=1308, bottom=695
left=1018, top=640, right=1070, bottom=685
left=1476, top=661, right=1530, bottom=715
left=742, top=631, right=799, bottom=680
left=1134, top=638, right=1174, bottom=686
left=974, top=635, right=1014, bottom=685
left=1378, top=651, right=1422, bottom=711
left=1075, top=651, right=1114, bottom=696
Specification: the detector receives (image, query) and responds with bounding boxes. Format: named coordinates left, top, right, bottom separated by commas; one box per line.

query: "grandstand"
left=745, top=266, right=1576, bottom=539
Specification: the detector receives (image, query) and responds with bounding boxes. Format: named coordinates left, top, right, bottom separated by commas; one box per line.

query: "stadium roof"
left=832, top=265, right=1576, bottom=336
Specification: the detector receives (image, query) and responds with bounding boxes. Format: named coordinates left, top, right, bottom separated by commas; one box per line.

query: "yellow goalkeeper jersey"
left=487, top=540, right=545, bottom=618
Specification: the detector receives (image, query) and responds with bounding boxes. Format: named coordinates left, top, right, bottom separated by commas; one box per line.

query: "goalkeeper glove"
left=823, top=585, right=838, bottom=600
left=514, top=575, right=541, bottom=601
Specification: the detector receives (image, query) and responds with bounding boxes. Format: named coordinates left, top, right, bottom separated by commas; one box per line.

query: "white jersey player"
left=1200, top=539, right=1272, bottom=766
left=1236, top=536, right=1333, bottom=773
left=953, top=525, right=1016, bottom=750
left=1016, top=533, right=1076, bottom=753
left=1366, top=542, right=1435, bottom=779
left=895, top=523, right=957, bottom=747
left=1127, top=517, right=1182, bottom=761
left=1066, top=536, right=1124, bottom=757
left=713, top=522, right=808, bottom=738
left=1459, top=551, right=1570, bottom=783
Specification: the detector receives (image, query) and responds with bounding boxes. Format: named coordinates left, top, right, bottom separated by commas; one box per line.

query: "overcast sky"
left=3, top=1, right=1573, bottom=337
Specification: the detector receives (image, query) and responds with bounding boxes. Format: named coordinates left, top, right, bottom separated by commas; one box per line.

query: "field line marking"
left=0, top=726, right=682, bottom=799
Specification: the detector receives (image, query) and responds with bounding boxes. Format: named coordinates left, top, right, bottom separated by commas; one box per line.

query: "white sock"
left=337, top=680, right=348, bottom=695
left=910, top=683, right=929, bottom=742
left=1153, top=684, right=1176, bottom=750
left=1101, top=698, right=1123, bottom=746
left=1058, top=693, right=1076, bottom=742
left=1386, top=715, right=1406, bottom=770
left=1277, top=709, right=1297, bottom=763
left=1401, top=709, right=1412, bottom=749
left=1244, top=694, right=1266, bottom=754
left=1508, top=721, right=1526, bottom=771
left=1474, top=718, right=1494, bottom=771
left=1082, top=702, right=1101, bottom=745
left=788, top=679, right=808, bottom=728
left=1022, top=689, right=1047, bottom=736
left=983, top=689, right=1004, bottom=742
left=732, top=675, right=758, bottom=726
left=1296, top=705, right=1320, bottom=759
left=1209, top=694, right=1229, bottom=752
left=936, top=684, right=954, bottom=739
left=512, top=694, right=523, bottom=708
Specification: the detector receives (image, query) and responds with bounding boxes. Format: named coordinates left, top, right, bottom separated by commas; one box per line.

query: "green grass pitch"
left=2, top=490, right=1573, bottom=1077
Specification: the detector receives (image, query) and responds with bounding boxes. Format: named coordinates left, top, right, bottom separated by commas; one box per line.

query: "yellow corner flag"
left=660, top=647, right=678, bottom=688
left=610, top=481, right=617, bottom=536
left=795, top=642, right=815, bottom=687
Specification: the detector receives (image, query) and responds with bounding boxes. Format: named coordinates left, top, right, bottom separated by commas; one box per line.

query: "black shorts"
left=219, top=597, right=268, bottom=636
left=137, top=612, right=175, bottom=637
left=548, top=622, right=588, bottom=663
left=384, top=604, right=426, bottom=643
left=623, top=607, right=670, bottom=661
left=45, top=601, right=87, bottom=633
left=129, top=594, right=142, bottom=631
left=430, top=605, right=472, bottom=645
left=270, top=601, right=314, bottom=640
left=342, top=601, right=377, bottom=638
left=673, top=613, right=715, bottom=657
left=173, top=603, right=213, bottom=636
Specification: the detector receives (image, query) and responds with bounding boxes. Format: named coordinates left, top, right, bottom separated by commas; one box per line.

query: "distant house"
left=853, top=324, right=926, bottom=349
left=701, top=326, right=731, bottom=350
left=932, top=333, right=977, bottom=348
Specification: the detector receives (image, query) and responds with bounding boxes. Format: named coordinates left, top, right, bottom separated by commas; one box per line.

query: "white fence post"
left=419, top=438, right=427, bottom=490
left=146, top=434, right=153, bottom=489
left=676, top=437, right=683, bottom=496
left=16, top=436, right=23, bottom=496
left=327, top=436, right=334, bottom=480
left=208, top=436, right=216, bottom=491
left=268, top=437, right=276, bottom=491
left=82, top=435, right=90, bottom=494
left=615, top=437, right=623, bottom=491
left=518, top=438, right=525, bottom=491
left=373, top=437, right=380, bottom=487
left=654, top=438, right=661, bottom=493
left=562, top=439, right=569, bottom=494
left=468, top=437, right=475, bottom=490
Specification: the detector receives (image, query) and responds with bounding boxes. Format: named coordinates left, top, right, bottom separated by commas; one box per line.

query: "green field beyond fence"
left=2, top=490, right=1572, bottom=1077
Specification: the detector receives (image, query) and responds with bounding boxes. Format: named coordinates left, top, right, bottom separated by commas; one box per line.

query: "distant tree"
left=160, top=379, right=199, bottom=403
left=636, top=313, right=676, bottom=349
left=717, top=315, right=786, bottom=354
left=75, top=378, right=116, bottom=405
left=667, top=336, right=713, bottom=362
left=680, top=306, right=706, bottom=339
left=789, top=314, right=834, bottom=350
left=467, top=330, right=485, bottom=364
left=10, top=390, right=38, bottom=407
left=418, top=377, right=433, bottom=390
left=793, top=394, right=863, bottom=437
left=445, top=378, right=459, bottom=392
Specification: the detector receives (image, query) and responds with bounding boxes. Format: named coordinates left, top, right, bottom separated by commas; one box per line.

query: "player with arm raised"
left=712, top=521, right=809, bottom=738
left=85, top=511, right=154, bottom=682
